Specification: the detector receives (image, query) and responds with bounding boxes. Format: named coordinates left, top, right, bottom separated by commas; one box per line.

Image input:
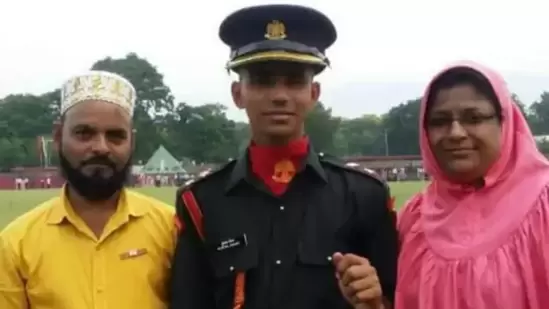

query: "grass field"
left=0, top=182, right=427, bottom=229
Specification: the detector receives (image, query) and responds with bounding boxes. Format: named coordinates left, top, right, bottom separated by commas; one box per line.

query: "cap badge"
left=264, top=20, right=287, bottom=40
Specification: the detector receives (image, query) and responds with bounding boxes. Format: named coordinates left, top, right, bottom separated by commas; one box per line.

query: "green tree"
left=7, top=52, right=549, bottom=167
left=335, top=115, right=385, bottom=156
left=0, top=93, right=58, bottom=168
left=0, top=138, right=27, bottom=170
left=168, top=103, right=239, bottom=163
left=305, top=102, right=341, bottom=153
left=528, top=92, right=549, bottom=135
left=382, top=98, right=422, bottom=155
left=511, top=93, right=528, bottom=119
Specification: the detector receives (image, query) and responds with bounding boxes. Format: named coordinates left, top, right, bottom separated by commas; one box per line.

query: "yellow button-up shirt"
left=0, top=189, right=176, bottom=309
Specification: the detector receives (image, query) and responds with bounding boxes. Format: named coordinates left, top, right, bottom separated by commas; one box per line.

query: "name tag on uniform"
left=216, top=234, right=248, bottom=252
left=120, top=248, right=148, bottom=260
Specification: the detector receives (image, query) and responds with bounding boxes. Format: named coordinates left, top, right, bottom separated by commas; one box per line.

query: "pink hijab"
left=419, top=61, right=549, bottom=259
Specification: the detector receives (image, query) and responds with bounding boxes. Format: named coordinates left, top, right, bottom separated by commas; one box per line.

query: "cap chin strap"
left=226, top=39, right=329, bottom=71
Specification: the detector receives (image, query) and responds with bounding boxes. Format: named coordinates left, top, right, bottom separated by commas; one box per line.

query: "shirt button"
left=229, top=266, right=235, bottom=271
left=96, top=287, right=104, bottom=293
left=326, top=256, right=333, bottom=262
left=279, top=205, right=285, bottom=211
left=275, top=260, right=282, bottom=265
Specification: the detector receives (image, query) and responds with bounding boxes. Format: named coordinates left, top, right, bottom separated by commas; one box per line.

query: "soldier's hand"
left=332, top=252, right=383, bottom=309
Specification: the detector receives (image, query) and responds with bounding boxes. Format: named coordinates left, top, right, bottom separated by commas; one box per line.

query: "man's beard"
left=59, top=150, right=131, bottom=202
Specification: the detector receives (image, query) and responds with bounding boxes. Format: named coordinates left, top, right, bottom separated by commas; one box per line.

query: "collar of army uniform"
left=225, top=145, right=328, bottom=193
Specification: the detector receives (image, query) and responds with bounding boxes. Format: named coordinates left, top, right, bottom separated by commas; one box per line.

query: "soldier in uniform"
left=169, top=4, right=398, bottom=309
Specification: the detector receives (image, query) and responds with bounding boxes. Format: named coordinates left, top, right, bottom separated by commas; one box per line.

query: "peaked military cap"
left=219, top=4, right=337, bottom=73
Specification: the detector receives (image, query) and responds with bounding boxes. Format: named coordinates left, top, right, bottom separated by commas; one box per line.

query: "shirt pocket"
left=296, top=201, right=353, bottom=267
left=206, top=237, right=258, bottom=307
left=294, top=218, right=353, bottom=308
left=209, top=242, right=258, bottom=277
left=296, top=226, right=350, bottom=269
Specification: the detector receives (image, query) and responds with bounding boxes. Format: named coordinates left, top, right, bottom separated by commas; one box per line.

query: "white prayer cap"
left=60, top=71, right=137, bottom=116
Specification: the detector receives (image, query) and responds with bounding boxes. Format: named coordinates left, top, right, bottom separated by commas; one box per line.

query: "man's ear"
left=52, top=119, right=62, bottom=153
left=231, top=81, right=245, bottom=109
left=311, top=81, right=321, bottom=102
left=307, top=81, right=321, bottom=111
left=131, top=129, right=137, bottom=152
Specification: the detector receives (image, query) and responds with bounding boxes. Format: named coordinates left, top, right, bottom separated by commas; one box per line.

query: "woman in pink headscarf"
left=395, top=61, right=549, bottom=309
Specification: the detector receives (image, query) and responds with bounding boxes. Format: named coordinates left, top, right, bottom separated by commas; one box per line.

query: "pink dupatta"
left=395, top=61, right=549, bottom=309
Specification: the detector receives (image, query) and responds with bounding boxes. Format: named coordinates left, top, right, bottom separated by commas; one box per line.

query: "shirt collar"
left=46, top=187, right=148, bottom=225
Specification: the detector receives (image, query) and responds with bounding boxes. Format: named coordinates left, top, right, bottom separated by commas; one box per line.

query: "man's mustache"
left=80, top=156, right=116, bottom=169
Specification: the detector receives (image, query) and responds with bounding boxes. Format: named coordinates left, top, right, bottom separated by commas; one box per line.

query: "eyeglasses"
left=425, top=113, right=499, bottom=129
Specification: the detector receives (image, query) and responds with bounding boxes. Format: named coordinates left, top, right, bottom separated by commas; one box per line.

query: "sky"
left=1, top=0, right=549, bottom=122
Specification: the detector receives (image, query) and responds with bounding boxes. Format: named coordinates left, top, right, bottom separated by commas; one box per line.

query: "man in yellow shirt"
left=0, top=71, right=176, bottom=309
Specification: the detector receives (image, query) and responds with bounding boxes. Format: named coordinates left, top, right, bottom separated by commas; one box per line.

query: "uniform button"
left=275, top=260, right=282, bottom=265
left=229, top=266, right=235, bottom=271
left=326, top=256, right=333, bottom=262
left=319, top=152, right=324, bottom=157
left=279, top=205, right=285, bottom=211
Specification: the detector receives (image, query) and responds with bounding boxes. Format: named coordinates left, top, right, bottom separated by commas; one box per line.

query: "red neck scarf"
left=249, top=136, right=309, bottom=196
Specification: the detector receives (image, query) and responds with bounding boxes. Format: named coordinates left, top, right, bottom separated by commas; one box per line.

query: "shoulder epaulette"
left=319, top=153, right=389, bottom=190
left=179, top=160, right=236, bottom=191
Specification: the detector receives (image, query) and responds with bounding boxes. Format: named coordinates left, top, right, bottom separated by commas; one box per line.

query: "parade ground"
left=0, top=181, right=427, bottom=229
